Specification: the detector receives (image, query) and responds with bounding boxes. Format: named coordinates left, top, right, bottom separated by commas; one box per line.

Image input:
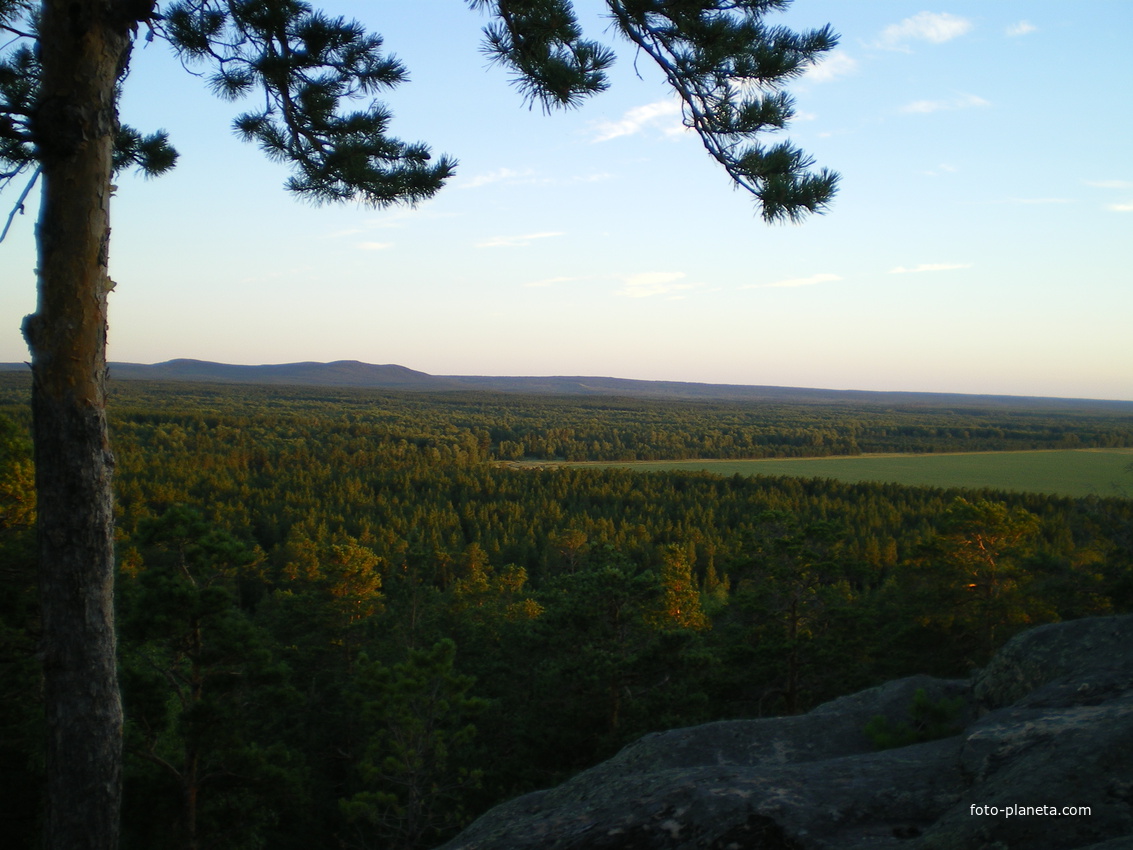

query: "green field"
left=589, top=449, right=1133, bottom=498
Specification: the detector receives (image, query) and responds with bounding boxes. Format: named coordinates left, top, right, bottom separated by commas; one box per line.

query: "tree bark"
left=24, top=2, right=130, bottom=848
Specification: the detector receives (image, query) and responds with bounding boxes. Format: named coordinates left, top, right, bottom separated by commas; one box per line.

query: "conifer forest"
left=2, top=373, right=1132, bottom=849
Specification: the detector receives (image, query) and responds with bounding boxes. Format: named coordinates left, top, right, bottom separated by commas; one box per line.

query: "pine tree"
left=339, top=640, right=487, bottom=850
left=649, top=544, right=710, bottom=631
left=0, top=415, right=41, bottom=846
left=0, top=4, right=839, bottom=847
left=935, top=497, right=1042, bottom=659
left=118, top=507, right=299, bottom=850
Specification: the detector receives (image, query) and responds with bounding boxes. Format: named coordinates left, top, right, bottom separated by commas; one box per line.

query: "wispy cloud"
left=742, top=273, right=842, bottom=289
left=361, top=207, right=456, bottom=230
left=889, top=263, right=972, bottom=274
left=327, top=210, right=452, bottom=241
left=902, top=93, right=990, bottom=114
left=571, top=172, right=615, bottom=184
left=591, top=100, right=684, bottom=142
left=475, top=231, right=564, bottom=249
left=458, top=167, right=613, bottom=190
left=617, top=272, right=696, bottom=298
left=524, top=275, right=586, bottom=288
left=1006, top=20, right=1037, bottom=37
left=1010, top=198, right=1073, bottom=205
left=804, top=50, right=858, bottom=83
left=876, top=12, right=973, bottom=50
left=458, top=167, right=530, bottom=189
left=1086, top=180, right=1133, bottom=190
left=237, top=265, right=318, bottom=285
left=1085, top=180, right=1133, bottom=209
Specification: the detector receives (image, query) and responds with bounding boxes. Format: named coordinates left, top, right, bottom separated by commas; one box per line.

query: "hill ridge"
left=1, top=359, right=1130, bottom=411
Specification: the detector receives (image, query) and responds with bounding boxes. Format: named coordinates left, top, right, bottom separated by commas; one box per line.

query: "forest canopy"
left=2, top=374, right=1131, bottom=848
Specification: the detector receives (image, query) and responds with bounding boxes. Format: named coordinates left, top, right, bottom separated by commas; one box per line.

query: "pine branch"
left=608, top=0, right=839, bottom=222
left=473, top=0, right=615, bottom=110
left=163, top=0, right=456, bottom=206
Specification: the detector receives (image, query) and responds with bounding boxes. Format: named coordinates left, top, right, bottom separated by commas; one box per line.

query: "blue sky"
left=2, top=1, right=1131, bottom=400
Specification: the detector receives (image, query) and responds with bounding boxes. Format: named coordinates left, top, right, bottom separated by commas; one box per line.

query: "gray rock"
left=438, top=615, right=1133, bottom=850
left=972, top=614, right=1133, bottom=710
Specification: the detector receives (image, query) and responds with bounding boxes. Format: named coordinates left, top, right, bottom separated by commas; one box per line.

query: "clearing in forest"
left=580, top=449, right=1133, bottom=498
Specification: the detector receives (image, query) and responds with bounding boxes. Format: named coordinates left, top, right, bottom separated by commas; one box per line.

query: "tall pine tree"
left=0, top=3, right=839, bottom=847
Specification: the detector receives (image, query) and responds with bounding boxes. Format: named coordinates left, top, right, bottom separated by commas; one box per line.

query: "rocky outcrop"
left=439, top=615, right=1133, bottom=850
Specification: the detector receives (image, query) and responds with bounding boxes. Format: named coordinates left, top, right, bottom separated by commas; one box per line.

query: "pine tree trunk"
left=25, top=3, right=130, bottom=848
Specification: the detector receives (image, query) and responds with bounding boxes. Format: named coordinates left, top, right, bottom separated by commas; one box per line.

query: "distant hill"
left=106, top=359, right=468, bottom=390
left=2, top=359, right=1131, bottom=412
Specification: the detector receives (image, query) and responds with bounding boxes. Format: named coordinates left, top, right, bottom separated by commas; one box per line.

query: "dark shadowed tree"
left=930, top=497, right=1043, bottom=661
left=118, top=506, right=299, bottom=850
left=730, top=511, right=848, bottom=714
left=0, top=2, right=838, bottom=847
left=0, top=414, right=41, bottom=846
left=339, top=639, right=488, bottom=850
